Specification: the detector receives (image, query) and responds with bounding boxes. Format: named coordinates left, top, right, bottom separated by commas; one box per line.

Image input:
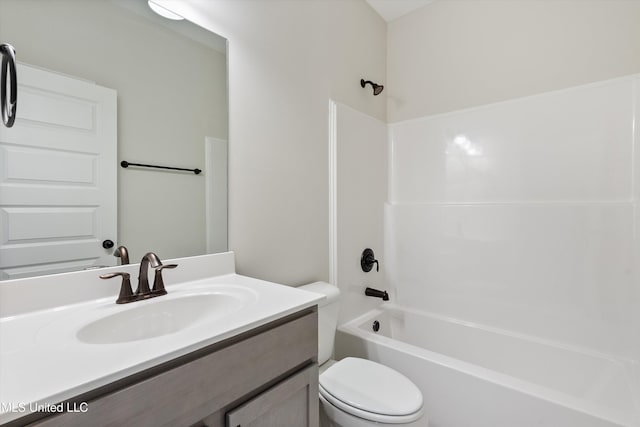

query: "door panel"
left=0, top=63, right=117, bottom=280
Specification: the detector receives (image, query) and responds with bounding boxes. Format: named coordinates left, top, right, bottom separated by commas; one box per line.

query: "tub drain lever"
left=365, top=287, right=389, bottom=301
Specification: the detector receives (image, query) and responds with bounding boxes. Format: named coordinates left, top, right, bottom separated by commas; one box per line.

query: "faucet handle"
left=100, top=272, right=136, bottom=304
left=152, top=264, right=178, bottom=296
left=361, top=248, right=379, bottom=272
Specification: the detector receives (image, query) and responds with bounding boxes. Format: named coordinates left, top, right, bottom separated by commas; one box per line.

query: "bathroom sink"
left=77, top=292, right=248, bottom=344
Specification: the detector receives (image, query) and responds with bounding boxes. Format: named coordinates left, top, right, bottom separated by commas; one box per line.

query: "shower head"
left=360, top=79, right=384, bottom=96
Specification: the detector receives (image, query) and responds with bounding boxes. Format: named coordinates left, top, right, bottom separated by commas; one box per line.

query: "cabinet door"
left=226, top=365, right=318, bottom=427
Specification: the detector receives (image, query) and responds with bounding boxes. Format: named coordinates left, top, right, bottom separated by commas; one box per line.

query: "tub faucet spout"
left=365, top=287, right=389, bottom=301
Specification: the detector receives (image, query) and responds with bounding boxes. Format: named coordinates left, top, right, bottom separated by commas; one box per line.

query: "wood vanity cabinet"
left=21, top=308, right=318, bottom=427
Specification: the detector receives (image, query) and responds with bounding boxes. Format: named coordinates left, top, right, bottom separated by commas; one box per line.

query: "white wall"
left=161, top=0, right=387, bottom=285
left=388, top=75, right=638, bottom=359
left=388, top=0, right=640, bottom=122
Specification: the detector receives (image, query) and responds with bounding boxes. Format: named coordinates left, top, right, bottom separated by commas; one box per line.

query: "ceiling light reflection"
left=452, top=135, right=483, bottom=157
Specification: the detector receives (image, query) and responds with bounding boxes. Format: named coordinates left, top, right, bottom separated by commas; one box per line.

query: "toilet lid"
left=319, top=357, right=423, bottom=418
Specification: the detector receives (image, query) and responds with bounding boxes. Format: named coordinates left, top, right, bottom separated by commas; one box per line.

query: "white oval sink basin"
left=77, top=293, right=246, bottom=344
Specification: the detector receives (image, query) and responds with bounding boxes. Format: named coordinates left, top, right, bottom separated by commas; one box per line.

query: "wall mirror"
left=0, top=0, right=228, bottom=280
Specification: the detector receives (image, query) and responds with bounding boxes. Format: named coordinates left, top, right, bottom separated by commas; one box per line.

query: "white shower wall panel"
left=387, top=75, right=639, bottom=360
left=389, top=77, right=634, bottom=204
left=332, top=102, right=388, bottom=324
left=386, top=202, right=635, bottom=359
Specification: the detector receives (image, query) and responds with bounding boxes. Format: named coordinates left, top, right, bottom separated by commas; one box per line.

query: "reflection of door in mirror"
left=0, top=0, right=228, bottom=280
left=0, top=64, right=117, bottom=280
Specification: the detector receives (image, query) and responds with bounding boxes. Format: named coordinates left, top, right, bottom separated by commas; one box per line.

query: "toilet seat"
left=319, top=357, right=424, bottom=424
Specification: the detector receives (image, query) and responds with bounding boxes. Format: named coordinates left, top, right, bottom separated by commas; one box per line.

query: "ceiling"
left=366, top=0, right=434, bottom=22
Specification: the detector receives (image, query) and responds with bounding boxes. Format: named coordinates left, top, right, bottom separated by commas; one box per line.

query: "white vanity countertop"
left=0, top=253, right=322, bottom=424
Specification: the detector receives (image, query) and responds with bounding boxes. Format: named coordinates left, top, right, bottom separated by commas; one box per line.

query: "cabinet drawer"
left=226, top=365, right=318, bottom=427
left=27, top=309, right=317, bottom=427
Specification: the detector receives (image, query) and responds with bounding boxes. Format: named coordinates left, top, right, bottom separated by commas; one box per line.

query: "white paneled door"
left=0, top=64, right=117, bottom=280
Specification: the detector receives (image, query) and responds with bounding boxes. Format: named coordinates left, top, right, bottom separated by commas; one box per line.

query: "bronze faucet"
left=365, top=287, right=389, bottom=301
left=136, top=252, right=163, bottom=298
left=100, top=252, right=178, bottom=304
left=113, top=245, right=130, bottom=265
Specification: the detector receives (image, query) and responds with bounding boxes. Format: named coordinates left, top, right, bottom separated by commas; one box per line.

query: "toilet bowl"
left=298, top=282, right=427, bottom=427
left=319, top=357, right=425, bottom=426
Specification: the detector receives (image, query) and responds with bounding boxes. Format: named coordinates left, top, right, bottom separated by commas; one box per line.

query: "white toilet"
left=299, top=282, right=426, bottom=427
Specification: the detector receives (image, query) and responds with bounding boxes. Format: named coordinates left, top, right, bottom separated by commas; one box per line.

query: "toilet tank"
left=298, top=281, right=340, bottom=365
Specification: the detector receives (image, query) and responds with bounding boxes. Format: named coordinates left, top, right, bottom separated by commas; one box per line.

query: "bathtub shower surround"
left=386, top=75, right=638, bottom=360
left=334, top=75, right=640, bottom=426
left=330, top=101, right=388, bottom=324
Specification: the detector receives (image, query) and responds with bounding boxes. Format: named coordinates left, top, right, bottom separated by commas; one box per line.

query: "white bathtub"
left=335, top=305, right=638, bottom=427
